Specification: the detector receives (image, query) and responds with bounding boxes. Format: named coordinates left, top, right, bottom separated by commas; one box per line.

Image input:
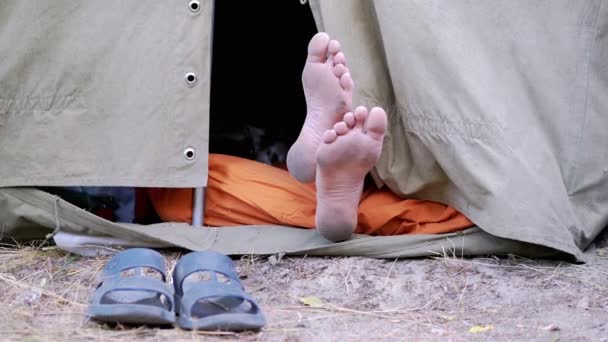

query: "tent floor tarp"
left=0, top=188, right=579, bottom=261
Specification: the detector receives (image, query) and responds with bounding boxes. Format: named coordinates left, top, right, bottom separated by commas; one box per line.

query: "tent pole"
left=191, top=0, right=213, bottom=229
left=192, top=187, right=205, bottom=227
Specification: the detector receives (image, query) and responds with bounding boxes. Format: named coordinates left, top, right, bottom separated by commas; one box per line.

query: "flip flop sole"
left=177, top=312, right=266, bottom=331
left=89, top=304, right=175, bottom=325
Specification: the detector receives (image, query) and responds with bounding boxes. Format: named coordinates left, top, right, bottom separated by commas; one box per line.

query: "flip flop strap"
left=102, top=248, right=167, bottom=280
left=173, top=251, right=241, bottom=294
left=178, top=282, right=259, bottom=317
left=91, top=277, right=174, bottom=311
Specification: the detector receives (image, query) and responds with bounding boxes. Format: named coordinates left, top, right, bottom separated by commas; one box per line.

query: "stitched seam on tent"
left=0, top=95, right=79, bottom=112
left=0, top=177, right=206, bottom=187
left=404, top=114, right=500, bottom=142
left=407, top=112, right=498, bottom=128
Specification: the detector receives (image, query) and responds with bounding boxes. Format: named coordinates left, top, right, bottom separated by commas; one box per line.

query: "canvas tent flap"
left=0, top=188, right=574, bottom=261
left=309, top=0, right=608, bottom=261
left=0, top=1, right=212, bottom=188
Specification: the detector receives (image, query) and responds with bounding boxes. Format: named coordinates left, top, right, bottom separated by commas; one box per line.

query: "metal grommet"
left=184, top=147, right=196, bottom=161
left=189, top=0, right=200, bottom=13
left=185, top=72, right=197, bottom=86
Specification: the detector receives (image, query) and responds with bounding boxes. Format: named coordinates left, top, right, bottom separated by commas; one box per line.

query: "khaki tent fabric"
left=1, top=1, right=606, bottom=262
left=0, top=1, right=212, bottom=188
left=309, top=0, right=608, bottom=260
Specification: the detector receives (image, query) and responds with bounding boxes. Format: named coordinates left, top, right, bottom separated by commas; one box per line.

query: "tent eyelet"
left=189, top=1, right=200, bottom=13
left=184, top=147, right=196, bottom=161
left=185, top=72, right=197, bottom=86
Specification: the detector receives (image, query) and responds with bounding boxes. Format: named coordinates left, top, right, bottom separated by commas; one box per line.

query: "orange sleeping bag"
left=148, top=154, right=473, bottom=236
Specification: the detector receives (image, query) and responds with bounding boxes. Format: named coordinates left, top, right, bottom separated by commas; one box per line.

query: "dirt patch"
left=1, top=242, right=608, bottom=341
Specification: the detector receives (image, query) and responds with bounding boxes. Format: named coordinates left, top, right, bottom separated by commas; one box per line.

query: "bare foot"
left=315, top=106, right=387, bottom=241
left=287, top=32, right=354, bottom=183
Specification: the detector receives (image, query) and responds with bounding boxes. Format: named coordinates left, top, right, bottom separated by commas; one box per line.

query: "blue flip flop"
left=173, top=251, right=266, bottom=331
left=88, top=248, right=176, bottom=325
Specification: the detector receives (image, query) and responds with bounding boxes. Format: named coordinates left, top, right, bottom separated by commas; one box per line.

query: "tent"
left=2, top=0, right=606, bottom=262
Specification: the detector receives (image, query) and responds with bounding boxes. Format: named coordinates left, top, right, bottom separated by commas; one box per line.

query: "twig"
left=0, top=273, right=85, bottom=307
left=383, top=258, right=398, bottom=287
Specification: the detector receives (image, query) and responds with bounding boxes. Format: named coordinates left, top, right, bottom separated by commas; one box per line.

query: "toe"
left=333, top=64, right=347, bottom=78
left=333, top=121, right=349, bottom=135
left=307, top=32, right=330, bottom=63
left=365, top=107, right=388, bottom=141
left=340, top=73, right=354, bottom=91
left=334, top=52, right=347, bottom=66
left=354, top=106, right=368, bottom=129
left=322, top=129, right=338, bottom=143
left=343, top=112, right=355, bottom=128
left=328, top=39, right=341, bottom=59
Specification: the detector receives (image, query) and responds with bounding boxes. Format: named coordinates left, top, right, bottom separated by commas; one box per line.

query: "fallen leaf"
left=299, top=296, right=323, bottom=307
left=469, top=325, right=494, bottom=334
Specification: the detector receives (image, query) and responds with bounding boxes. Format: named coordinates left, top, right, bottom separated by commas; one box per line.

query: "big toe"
left=307, top=32, right=330, bottom=63
left=365, top=107, right=388, bottom=140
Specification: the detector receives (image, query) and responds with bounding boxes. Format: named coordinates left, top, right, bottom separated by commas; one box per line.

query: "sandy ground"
left=1, top=236, right=608, bottom=341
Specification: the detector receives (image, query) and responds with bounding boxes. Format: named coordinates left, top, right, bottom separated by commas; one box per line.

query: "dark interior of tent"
left=209, top=1, right=318, bottom=165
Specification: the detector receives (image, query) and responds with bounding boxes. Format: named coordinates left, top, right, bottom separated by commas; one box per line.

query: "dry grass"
left=1, top=242, right=608, bottom=341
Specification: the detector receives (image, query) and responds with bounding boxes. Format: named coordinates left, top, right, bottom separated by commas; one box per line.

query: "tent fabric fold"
left=0, top=187, right=570, bottom=260
left=307, top=0, right=608, bottom=261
